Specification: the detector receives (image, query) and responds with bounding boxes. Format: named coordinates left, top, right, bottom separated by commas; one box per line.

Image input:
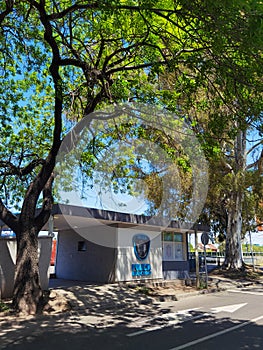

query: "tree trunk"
left=13, top=227, right=42, bottom=315
left=223, top=128, right=246, bottom=269
left=224, top=189, right=243, bottom=269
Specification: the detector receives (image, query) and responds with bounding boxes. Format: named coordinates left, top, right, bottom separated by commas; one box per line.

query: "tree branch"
left=47, top=2, right=99, bottom=20
left=0, top=0, right=14, bottom=25
left=47, top=3, right=180, bottom=21
left=34, top=174, right=54, bottom=232
left=107, top=60, right=167, bottom=75
left=0, top=159, right=46, bottom=177
left=0, top=198, right=19, bottom=233
left=246, top=139, right=263, bottom=156
left=18, top=1, right=63, bottom=222
left=247, top=149, right=263, bottom=172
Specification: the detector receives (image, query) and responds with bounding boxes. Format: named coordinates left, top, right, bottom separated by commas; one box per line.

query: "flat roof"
left=0, top=203, right=209, bottom=233
left=52, top=203, right=209, bottom=232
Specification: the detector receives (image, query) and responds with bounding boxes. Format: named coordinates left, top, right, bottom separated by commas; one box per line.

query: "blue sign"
left=132, top=263, right=151, bottom=277
left=132, top=234, right=150, bottom=261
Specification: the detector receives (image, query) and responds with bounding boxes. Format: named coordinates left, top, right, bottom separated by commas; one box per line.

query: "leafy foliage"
left=0, top=0, right=263, bottom=312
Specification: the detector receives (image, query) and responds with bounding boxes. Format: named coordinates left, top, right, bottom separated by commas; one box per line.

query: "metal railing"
left=188, top=251, right=263, bottom=266
left=189, top=251, right=263, bottom=258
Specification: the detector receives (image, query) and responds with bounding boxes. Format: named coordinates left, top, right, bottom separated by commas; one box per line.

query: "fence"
left=188, top=251, right=263, bottom=266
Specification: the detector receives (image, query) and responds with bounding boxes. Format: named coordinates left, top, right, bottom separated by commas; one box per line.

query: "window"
left=162, top=232, right=184, bottom=261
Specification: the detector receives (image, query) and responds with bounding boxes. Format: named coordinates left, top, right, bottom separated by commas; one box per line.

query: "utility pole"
left=249, top=229, right=255, bottom=271
left=201, top=232, right=209, bottom=289
left=195, top=229, right=200, bottom=288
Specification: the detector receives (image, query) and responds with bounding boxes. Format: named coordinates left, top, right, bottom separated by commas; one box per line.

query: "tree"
left=57, top=104, right=208, bottom=226
left=145, top=1, right=263, bottom=269
left=0, top=0, right=217, bottom=314
left=1, top=0, right=262, bottom=314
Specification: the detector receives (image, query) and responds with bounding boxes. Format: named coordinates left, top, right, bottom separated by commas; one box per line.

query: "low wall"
left=0, top=236, right=52, bottom=299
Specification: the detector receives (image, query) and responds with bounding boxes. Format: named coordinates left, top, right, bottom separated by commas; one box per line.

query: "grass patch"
left=135, top=285, right=154, bottom=296
left=0, top=301, right=10, bottom=313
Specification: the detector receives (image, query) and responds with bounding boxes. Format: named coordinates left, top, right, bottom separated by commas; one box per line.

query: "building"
left=50, top=204, right=209, bottom=283
left=0, top=203, right=209, bottom=297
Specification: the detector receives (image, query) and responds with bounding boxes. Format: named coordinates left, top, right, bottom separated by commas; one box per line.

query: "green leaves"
left=0, top=0, right=262, bottom=220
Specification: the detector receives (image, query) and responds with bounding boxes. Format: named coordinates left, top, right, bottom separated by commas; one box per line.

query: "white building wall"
left=0, top=236, right=52, bottom=299
left=115, top=228, right=163, bottom=281
left=55, top=226, right=117, bottom=282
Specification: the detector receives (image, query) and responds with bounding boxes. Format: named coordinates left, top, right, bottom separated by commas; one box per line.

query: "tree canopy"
left=0, top=0, right=263, bottom=313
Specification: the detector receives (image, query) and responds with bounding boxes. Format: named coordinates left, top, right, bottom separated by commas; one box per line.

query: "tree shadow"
left=0, top=280, right=263, bottom=349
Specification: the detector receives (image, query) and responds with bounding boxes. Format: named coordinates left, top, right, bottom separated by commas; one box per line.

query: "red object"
left=50, top=240, right=57, bottom=266
left=256, top=217, right=263, bottom=231
left=197, top=243, right=217, bottom=251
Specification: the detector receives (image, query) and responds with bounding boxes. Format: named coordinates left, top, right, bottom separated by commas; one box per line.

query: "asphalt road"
left=123, top=284, right=263, bottom=350
left=1, top=284, right=263, bottom=350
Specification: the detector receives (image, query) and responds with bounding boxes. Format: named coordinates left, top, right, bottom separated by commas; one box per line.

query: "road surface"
left=1, top=283, right=263, bottom=349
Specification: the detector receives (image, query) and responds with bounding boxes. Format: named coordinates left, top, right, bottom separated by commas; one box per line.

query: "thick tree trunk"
left=13, top=228, right=42, bottom=315
left=224, top=189, right=243, bottom=269
left=223, top=128, right=246, bottom=270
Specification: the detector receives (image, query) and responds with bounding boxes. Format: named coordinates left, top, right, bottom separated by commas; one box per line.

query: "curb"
left=152, top=277, right=262, bottom=303
left=155, top=286, right=223, bottom=302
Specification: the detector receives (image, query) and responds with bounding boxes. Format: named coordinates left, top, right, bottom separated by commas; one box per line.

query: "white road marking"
left=162, top=308, right=201, bottom=320
left=176, top=308, right=201, bottom=315
left=169, top=315, right=263, bottom=350
left=127, top=303, right=251, bottom=338
left=127, top=310, right=206, bottom=337
left=228, top=289, right=263, bottom=296
left=210, top=303, right=247, bottom=314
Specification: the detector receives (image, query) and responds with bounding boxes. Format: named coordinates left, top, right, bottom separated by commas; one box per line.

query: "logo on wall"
left=132, top=234, right=150, bottom=261
left=132, top=264, right=151, bottom=277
